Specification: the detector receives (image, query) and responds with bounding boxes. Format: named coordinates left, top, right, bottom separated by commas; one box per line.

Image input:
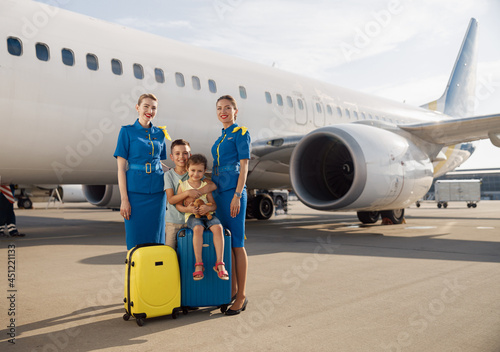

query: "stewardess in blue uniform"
left=114, top=93, right=171, bottom=250
left=211, top=95, right=251, bottom=315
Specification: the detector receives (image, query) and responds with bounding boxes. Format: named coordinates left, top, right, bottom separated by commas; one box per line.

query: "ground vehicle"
left=434, top=179, right=481, bottom=208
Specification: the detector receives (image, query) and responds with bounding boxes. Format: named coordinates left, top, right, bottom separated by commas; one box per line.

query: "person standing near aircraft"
left=0, top=184, right=26, bottom=237
left=114, top=93, right=171, bottom=250
left=211, top=95, right=251, bottom=315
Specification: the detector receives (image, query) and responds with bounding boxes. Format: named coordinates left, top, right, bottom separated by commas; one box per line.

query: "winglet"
left=420, top=18, right=478, bottom=118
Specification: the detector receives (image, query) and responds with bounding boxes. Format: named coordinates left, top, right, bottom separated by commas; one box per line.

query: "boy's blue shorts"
left=186, top=214, right=222, bottom=230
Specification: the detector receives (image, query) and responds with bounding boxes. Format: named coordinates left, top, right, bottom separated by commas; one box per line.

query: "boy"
left=176, top=154, right=228, bottom=281
left=164, top=139, right=216, bottom=249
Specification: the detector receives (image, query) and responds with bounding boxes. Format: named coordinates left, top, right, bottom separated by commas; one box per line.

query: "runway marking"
left=476, top=227, right=495, bottom=230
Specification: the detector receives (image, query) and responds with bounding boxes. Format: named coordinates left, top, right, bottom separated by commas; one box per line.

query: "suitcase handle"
left=134, top=243, right=163, bottom=249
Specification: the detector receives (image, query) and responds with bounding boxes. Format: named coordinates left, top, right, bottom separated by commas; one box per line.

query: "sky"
left=35, top=0, right=500, bottom=169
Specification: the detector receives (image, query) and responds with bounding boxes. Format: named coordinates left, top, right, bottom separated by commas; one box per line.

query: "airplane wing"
left=400, top=113, right=500, bottom=147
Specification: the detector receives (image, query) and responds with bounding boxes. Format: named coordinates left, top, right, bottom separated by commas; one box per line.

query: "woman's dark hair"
left=216, top=95, right=238, bottom=109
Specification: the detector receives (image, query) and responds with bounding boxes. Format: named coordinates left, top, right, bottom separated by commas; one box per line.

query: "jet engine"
left=82, top=185, right=121, bottom=208
left=290, top=124, right=434, bottom=213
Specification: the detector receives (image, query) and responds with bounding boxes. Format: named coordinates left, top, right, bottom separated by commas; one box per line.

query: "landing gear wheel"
left=17, top=198, right=33, bottom=209
left=380, top=209, right=405, bottom=224
left=136, top=318, right=145, bottom=327
left=437, top=203, right=442, bottom=208
left=275, top=196, right=284, bottom=210
left=443, top=202, right=448, bottom=208
left=357, top=211, right=380, bottom=224
left=249, top=194, right=274, bottom=220
left=123, top=313, right=130, bottom=321
left=472, top=203, right=477, bottom=208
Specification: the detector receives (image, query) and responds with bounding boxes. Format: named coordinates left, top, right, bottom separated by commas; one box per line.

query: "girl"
left=177, top=154, right=228, bottom=281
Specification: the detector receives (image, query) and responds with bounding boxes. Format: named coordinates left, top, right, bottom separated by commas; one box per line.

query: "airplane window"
left=61, top=48, right=74, bottom=66
left=353, top=111, right=358, bottom=119
left=277, top=94, right=283, bottom=106
left=337, top=107, right=342, bottom=117
left=316, top=103, right=322, bottom=113
left=133, top=64, right=144, bottom=80
left=375, top=115, right=380, bottom=120
left=327, top=105, right=333, bottom=115
left=192, top=76, right=201, bottom=90
left=36, top=43, right=49, bottom=61
left=7, top=37, right=22, bottom=56
left=368, top=114, right=373, bottom=119
left=361, top=112, right=366, bottom=119
left=297, top=98, right=304, bottom=110
left=345, top=109, right=351, bottom=119
left=287, top=96, right=293, bottom=108
left=86, top=53, right=98, bottom=71
left=175, top=72, right=185, bottom=87
left=155, top=68, right=165, bottom=83
left=208, top=79, right=217, bottom=93
left=239, top=86, right=247, bottom=99
left=111, top=59, right=122, bottom=75
left=265, top=92, right=272, bottom=104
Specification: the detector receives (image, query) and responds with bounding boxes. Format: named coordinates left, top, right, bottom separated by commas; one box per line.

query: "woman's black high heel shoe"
left=225, top=298, right=248, bottom=316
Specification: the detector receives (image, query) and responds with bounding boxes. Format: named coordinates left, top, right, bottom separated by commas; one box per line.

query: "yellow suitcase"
left=123, top=243, right=181, bottom=326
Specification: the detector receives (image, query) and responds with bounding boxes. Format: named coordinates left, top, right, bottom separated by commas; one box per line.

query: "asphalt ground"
left=1, top=200, right=499, bottom=352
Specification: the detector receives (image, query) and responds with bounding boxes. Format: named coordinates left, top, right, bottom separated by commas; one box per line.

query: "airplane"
left=1, top=0, right=500, bottom=224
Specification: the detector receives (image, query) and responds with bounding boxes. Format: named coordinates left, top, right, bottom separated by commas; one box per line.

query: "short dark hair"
left=170, top=139, right=190, bottom=154
left=187, top=154, right=207, bottom=170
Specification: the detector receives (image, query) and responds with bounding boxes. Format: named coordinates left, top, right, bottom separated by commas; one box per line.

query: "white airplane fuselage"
left=0, top=0, right=484, bottom=214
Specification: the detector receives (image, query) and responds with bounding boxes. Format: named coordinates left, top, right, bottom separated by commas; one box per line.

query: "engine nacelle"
left=82, top=185, right=121, bottom=208
left=290, top=124, right=434, bottom=211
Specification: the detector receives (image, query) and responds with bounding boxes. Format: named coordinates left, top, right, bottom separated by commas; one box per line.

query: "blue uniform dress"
left=114, top=119, right=168, bottom=249
left=211, top=123, right=251, bottom=248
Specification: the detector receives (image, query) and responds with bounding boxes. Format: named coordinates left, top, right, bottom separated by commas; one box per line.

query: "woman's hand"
left=230, top=196, right=241, bottom=218
left=120, top=199, right=131, bottom=220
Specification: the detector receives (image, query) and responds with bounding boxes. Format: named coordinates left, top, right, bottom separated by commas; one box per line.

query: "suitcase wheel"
left=123, top=313, right=130, bottom=321
left=136, top=318, right=145, bottom=327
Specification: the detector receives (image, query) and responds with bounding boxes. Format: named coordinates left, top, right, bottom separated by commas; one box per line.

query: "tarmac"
left=1, top=200, right=499, bottom=352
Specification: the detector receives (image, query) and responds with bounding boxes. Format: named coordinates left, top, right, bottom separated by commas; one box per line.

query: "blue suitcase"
left=176, top=227, right=232, bottom=313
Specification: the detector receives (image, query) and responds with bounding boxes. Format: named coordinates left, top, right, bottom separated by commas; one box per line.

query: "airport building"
left=427, top=168, right=500, bottom=200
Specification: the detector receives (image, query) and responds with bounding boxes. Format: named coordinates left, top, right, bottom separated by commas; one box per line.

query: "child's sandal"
left=193, top=262, right=204, bottom=280
left=213, top=261, right=229, bottom=280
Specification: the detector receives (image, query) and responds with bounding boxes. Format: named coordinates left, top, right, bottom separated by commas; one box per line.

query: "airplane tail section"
left=420, top=18, right=478, bottom=118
